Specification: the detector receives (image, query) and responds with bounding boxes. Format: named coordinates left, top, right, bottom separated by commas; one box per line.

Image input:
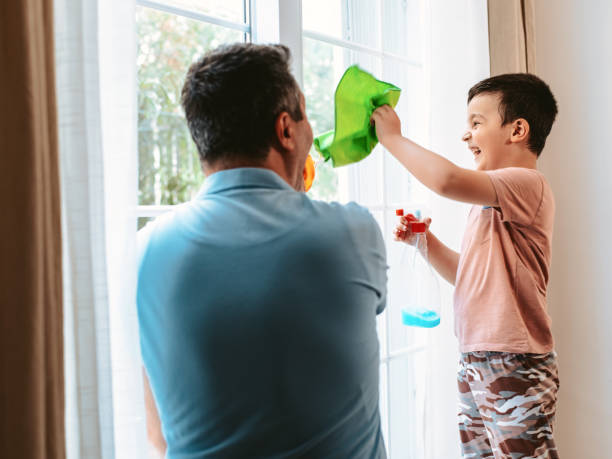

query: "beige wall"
left=534, top=1, right=612, bottom=456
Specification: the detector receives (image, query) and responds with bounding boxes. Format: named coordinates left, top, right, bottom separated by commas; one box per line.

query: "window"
left=300, top=1, right=429, bottom=456
left=136, top=0, right=251, bottom=228
left=135, top=1, right=430, bottom=457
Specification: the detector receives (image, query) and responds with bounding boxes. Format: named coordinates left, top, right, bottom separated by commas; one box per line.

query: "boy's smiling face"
left=462, top=92, right=512, bottom=171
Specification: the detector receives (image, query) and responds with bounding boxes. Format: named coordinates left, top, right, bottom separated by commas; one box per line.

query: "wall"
left=534, top=1, right=612, bottom=456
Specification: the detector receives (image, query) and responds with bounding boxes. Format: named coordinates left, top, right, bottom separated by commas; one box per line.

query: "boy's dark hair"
left=468, top=73, right=558, bottom=156
left=181, top=43, right=302, bottom=166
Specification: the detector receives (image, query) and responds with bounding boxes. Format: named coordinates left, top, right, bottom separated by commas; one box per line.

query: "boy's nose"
left=461, top=131, right=470, bottom=142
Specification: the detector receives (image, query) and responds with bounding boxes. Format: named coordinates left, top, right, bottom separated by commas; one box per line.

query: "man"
left=137, top=43, right=388, bottom=458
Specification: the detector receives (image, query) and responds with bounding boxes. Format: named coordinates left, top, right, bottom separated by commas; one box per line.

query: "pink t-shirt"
left=453, top=167, right=555, bottom=354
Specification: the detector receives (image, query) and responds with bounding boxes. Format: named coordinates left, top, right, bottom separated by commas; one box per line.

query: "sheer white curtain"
left=56, top=0, right=144, bottom=457
left=422, top=1, right=489, bottom=458
left=98, top=1, right=146, bottom=458
left=56, top=0, right=115, bottom=456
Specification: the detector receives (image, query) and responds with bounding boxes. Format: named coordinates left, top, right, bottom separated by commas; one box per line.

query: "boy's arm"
left=426, top=231, right=460, bottom=286
left=396, top=217, right=459, bottom=285
left=371, top=105, right=498, bottom=207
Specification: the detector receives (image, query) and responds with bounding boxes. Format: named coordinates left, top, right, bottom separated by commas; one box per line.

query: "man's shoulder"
left=308, top=199, right=384, bottom=252
left=136, top=203, right=191, bottom=260
left=137, top=204, right=185, bottom=239
left=308, top=199, right=378, bottom=227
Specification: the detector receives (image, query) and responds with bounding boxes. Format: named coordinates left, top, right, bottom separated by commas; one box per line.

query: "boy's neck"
left=491, top=146, right=538, bottom=170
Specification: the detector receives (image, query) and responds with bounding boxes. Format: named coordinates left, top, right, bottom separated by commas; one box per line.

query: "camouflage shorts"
left=457, top=351, right=560, bottom=458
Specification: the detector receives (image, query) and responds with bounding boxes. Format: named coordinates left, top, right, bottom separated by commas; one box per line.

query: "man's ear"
left=510, top=118, right=530, bottom=143
left=275, top=112, right=295, bottom=150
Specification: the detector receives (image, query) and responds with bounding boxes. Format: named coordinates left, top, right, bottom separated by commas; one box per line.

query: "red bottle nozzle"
left=397, top=209, right=423, bottom=232
left=410, top=222, right=427, bottom=233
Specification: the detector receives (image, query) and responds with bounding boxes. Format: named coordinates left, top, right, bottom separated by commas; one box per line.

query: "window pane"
left=384, top=152, right=413, bottom=207
left=153, top=0, right=248, bottom=24
left=302, top=37, right=340, bottom=202
left=379, top=362, right=389, bottom=449
left=137, top=216, right=154, bottom=231
left=302, top=0, right=380, bottom=48
left=385, top=209, right=429, bottom=353
left=389, top=353, right=426, bottom=458
left=382, top=59, right=426, bottom=142
left=382, top=0, right=422, bottom=63
left=303, top=37, right=382, bottom=202
left=349, top=145, right=383, bottom=206
left=382, top=60, right=424, bottom=205
left=302, top=0, right=343, bottom=39
left=137, top=6, right=246, bottom=206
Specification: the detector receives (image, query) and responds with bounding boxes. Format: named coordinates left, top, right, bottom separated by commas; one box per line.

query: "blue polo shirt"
left=137, top=168, right=387, bottom=458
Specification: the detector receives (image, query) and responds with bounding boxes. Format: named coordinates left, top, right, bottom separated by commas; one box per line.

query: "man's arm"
left=371, top=106, right=498, bottom=207
left=143, top=368, right=167, bottom=457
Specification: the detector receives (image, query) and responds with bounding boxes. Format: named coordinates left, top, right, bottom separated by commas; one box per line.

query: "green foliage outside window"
left=137, top=7, right=340, bottom=213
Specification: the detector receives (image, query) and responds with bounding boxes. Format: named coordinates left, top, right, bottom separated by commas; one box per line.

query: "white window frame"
left=135, top=0, right=253, bottom=222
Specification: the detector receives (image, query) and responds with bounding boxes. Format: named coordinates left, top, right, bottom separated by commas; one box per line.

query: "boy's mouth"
left=469, top=146, right=482, bottom=159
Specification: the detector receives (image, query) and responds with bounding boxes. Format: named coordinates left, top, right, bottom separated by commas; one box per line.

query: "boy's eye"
left=472, top=122, right=480, bottom=127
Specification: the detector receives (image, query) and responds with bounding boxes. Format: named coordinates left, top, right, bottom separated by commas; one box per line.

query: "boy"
left=371, top=73, right=559, bottom=458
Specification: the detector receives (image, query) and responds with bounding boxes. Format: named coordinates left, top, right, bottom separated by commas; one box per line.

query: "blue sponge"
left=401, top=308, right=440, bottom=328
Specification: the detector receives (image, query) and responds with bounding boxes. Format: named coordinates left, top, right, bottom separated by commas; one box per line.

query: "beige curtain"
left=0, top=1, right=65, bottom=458
left=487, top=0, right=536, bottom=75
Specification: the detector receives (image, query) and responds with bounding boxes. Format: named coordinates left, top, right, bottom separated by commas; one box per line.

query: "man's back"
left=137, top=168, right=387, bottom=458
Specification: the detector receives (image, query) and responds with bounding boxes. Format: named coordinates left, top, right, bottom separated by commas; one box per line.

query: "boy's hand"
left=394, top=215, right=432, bottom=246
left=371, top=105, right=402, bottom=146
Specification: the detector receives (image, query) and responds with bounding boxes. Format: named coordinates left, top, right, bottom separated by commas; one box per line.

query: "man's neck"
left=202, top=148, right=299, bottom=190
left=259, top=148, right=298, bottom=188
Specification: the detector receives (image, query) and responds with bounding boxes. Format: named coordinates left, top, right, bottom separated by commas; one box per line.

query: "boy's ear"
left=510, top=118, right=530, bottom=144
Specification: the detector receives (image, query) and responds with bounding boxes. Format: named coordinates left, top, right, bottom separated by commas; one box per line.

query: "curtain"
left=55, top=0, right=144, bottom=457
left=0, top=1, right=65, bottom=458
left=487, top=0, right=536, bottom=75
left=55, top=0, right=116, bottom=456
left=98, top=0, right=147, bottom=457
left=423, top=1, right=490, bottom=458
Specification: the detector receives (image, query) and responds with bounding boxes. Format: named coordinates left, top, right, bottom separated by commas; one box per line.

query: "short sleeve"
left=486, top=168, right=544, bottom=226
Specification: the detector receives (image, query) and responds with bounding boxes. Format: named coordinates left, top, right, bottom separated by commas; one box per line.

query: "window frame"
left=295, top=1, right=429, bottom=454
left=135, top=0, right=254, bottom=220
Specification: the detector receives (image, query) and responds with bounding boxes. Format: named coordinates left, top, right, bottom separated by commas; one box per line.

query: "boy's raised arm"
left=371, top=105, right=498, bottom=207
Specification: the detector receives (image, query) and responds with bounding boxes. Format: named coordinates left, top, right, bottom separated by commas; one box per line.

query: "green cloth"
left=313, top=65, right=401, bottom=168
